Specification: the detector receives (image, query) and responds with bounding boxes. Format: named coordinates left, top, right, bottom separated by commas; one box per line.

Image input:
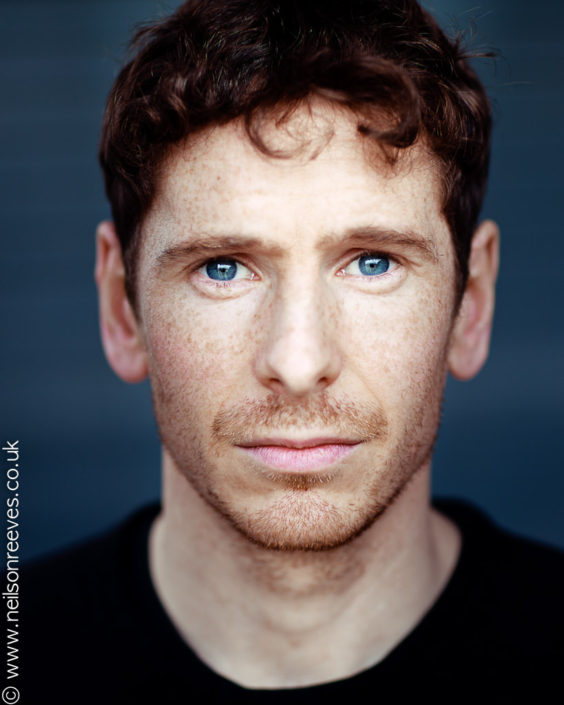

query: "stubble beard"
left=152, top=386, right=444, bottom=553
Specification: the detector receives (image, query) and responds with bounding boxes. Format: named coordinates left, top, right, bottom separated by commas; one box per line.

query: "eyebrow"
left=319, top=226, right=439, bottom=262
left=156, top=235, right=285, bottom=270
left=155, top=225, right=439, bottom=270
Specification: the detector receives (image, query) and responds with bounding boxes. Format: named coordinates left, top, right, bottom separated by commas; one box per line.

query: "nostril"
left=256, top=340, right=342, bottom=397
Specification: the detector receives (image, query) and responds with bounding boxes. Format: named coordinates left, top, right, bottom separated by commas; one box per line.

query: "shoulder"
left=435, top=499, right=564, bottom=673
left=437, top=498, right=564, bottom=590
left=21, top=503, right=160, bottom=613
left=15, top=504, right=162, bottom=699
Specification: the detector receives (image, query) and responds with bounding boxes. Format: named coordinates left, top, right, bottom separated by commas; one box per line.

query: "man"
left=19, top=1, right=563, bottom=703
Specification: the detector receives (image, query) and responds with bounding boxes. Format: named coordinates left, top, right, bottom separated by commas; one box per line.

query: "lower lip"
left=240, top=444, right=359, bottom=471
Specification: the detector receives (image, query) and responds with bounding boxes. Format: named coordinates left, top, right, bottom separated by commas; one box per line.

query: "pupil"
left=359, top=255, right=389, bottom=276
left=206, top=259, right=237, bottom=281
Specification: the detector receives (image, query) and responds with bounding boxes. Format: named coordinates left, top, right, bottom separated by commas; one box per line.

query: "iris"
left=358, top=255, right=390, bottom=276
left=205, top=259, right=238, bottom=281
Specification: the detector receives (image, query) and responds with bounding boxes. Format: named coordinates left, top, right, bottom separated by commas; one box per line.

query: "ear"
left=94, top=221, right=148, bottom=383
left=448, top=219, right=500, bottom=381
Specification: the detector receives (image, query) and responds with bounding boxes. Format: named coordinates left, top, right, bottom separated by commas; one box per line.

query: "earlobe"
left=448, top=220, right=500, bottom=381
left=94, top=221, right=148, bottom=383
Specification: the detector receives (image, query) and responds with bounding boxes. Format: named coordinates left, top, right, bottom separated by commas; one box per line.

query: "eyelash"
left=193, top=251, right=400, bottom=287
left=194, top=257, right=256, bottom=285
left=337, top=251, right=399, bottom=279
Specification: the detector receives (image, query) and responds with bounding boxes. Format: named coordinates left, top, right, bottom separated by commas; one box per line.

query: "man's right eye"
left=199, top=258, right=254, bottom=282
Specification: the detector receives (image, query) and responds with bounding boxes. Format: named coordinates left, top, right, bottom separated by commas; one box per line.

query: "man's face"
left=135, top=104, right=458, bottom=551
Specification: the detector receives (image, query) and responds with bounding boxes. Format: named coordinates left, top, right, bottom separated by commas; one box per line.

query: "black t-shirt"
left=14, top=500, right=564, bottom=703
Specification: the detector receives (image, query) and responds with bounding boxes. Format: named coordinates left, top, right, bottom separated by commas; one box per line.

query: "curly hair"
left=99, top=0, right=492, bottom=305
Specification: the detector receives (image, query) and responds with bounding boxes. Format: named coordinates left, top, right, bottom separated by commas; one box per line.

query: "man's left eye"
left=343, top=253, right=395, bottom=277
left=200, top=258, right=253, bottom=281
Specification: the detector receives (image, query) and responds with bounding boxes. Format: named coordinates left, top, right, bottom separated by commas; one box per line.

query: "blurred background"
left=1, top=0, right=563, bottom=561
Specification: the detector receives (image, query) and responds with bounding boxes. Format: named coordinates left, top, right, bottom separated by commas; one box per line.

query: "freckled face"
left=136, top=106, right=458, bottom=551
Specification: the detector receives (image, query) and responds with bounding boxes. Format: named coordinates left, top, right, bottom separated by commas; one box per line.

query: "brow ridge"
left=155, top=225, right=439, bottom=269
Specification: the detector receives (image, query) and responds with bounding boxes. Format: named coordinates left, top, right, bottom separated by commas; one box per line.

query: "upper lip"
left=237, top=437, right=362, bottom=449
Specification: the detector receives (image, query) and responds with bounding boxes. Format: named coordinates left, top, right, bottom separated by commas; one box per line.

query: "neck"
left=149, top=452, right=460, bottom=689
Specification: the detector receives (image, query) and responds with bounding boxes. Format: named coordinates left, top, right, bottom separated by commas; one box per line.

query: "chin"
left=225, top=488, right=392, bottom=552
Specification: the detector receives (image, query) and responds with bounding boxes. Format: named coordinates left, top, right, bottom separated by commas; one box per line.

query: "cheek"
left=143, top=297, right=258, bottom=409
left=339, top=288, right=453, bottom=404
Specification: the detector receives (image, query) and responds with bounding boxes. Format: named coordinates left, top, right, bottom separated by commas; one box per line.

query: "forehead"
left=141, top=103, right=449, bottom=257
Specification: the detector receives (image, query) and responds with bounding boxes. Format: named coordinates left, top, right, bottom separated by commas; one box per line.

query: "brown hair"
left=99, top=0, right=492, bottom=305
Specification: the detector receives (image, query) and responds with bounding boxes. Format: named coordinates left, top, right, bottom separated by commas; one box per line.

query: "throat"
left=239, top=540, right=368, bottom=599
left=149, top=461, right=460, bottom=689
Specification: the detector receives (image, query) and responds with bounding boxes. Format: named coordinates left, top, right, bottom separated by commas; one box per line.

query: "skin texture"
left=95, top=101, right=499, bottom=687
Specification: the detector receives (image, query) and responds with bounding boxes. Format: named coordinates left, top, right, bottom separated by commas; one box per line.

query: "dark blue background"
left=1, top=1, right=563, bottom=561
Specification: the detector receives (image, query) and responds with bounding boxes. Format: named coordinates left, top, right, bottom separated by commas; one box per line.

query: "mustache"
left=212, top=392, right=388, bottom=443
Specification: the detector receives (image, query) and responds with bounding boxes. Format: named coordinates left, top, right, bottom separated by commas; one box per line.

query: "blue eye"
left=206, top=259, right=237, bottom=281
left=203, top=258, right=252, bottom=281
left=358, top=255, right=390, bottom=276
left=344, top=254, right=393, bottom=277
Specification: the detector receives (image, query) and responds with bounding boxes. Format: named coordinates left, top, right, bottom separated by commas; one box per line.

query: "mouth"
left=236, top=438, right=362, bottom=471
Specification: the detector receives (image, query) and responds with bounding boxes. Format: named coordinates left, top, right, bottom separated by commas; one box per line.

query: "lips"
left=237, top=438, right=361, bottom=471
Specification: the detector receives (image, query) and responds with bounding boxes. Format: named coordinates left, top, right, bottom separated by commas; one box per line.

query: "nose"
left=254, top=282, right=342, bottom=397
